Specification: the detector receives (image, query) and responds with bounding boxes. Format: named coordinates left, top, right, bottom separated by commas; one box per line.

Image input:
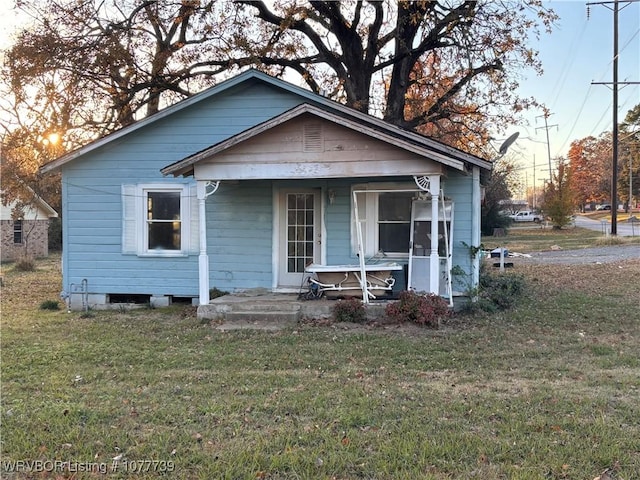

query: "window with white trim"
left=122, top=183, right=198, bottom=256
left=378, top=192, right=413, bottom=254
left=352, top=184, right=415, bottom=258
left=146, top=190, right=181, bottom=251
left=13, top=219, right=23, bottom=244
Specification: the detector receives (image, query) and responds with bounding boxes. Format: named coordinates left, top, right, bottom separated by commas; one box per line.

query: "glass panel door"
left=286, top=193, right=315, bottom=273
left=279, top=190, right=320, bottom=288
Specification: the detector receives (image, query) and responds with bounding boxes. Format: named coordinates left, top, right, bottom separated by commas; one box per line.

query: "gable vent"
left=303, top=122, right=323, bottom=152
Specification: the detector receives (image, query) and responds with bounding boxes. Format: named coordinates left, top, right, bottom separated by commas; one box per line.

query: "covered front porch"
left=190, top=174, right=459, bottom=309
left=160, top=103, right=487, bottom=311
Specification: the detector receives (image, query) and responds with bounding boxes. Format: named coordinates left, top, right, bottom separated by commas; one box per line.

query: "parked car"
left=508, top=210, right=545, bottom=223
left=596, top=204, right=611, bottom=211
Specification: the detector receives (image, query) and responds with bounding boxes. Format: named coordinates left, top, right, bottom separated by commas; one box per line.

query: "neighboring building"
left=1, top=191, right=58, bottom=261
left=40, top=70, right=492, bottom=312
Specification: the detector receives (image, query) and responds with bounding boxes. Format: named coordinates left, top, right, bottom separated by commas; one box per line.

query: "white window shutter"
left=122, top=185, right=137, bottom=254
left=189, top=184, right=200, bottom=254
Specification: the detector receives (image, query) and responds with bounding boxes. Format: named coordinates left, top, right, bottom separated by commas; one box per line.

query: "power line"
left=535, top=112, right=558, bottom=181
left=587, top=0, right=640, bottom=234
left=549, top=20, right=588, bottom=110
left=556, top=84, right=594, bottom=153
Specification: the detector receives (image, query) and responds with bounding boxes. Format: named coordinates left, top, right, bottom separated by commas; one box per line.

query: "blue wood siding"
left=442, top=171, right=475, bottom=291
left=323, top=181, right=353, bottom=264
left=207, top=181, right=273, bottom=291
left=60, top=74, right=479, bottom=300
left=61, top=80, right=310, bottom=298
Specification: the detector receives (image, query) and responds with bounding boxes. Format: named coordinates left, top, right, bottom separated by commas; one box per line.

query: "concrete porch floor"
left=197, top=292, right=392, bottom=330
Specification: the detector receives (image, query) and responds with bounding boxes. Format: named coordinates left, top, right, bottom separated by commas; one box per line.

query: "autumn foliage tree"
left=1, top=0, right=237, bottom=209
left=0, top=68, right=82, bottom=213
left=2, top=0, right=557, bottom=209
left=0, top=134, right=63, bottom=260
left=3, top=0, right=238, bottom=135
left=236, top=1, right=556, bottom=142
left=567, top=135, right=611, bottom=211
left=0, top=126, right=64, bottom=257
left=4, top=0, right=557, bottom=139
left=542, top=159, right=576, bottom=229
left=619, top=104, right=640, bottom=210
left=405, top=59, right=491, bottom=155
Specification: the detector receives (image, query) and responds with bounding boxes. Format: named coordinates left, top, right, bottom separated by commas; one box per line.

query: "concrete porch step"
left=226, top=301, right=301, bottom=313
left=197, top=292, right=392, bottom=329
left=223, top=310, right=300, bottom=325
left=198, top=293, right=305, bottom=329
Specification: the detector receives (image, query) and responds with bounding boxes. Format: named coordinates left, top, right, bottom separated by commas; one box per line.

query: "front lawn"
left=1, top=255, right=639, bottom=479
left=482, top=225, right=640, bottom=254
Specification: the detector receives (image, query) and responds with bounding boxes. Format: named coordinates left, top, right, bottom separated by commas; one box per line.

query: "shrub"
left=481, top=209, right=513, bottom=236
left=385, top=291, right=450, bottom=328
left=39, top=299, right=60, bottom=311
left=14, top=256, right=36, bottom=272
left=332, top=297, right=367, bottom=323
left=465, top=265, right=527, bottom=313
left=209, top=287, right=228, bottom=299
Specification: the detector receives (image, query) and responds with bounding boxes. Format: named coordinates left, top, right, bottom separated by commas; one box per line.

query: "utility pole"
left=612, top=0, right=619, bottom=233
left=588, top=0, right=640, bottom=234
left=536, top=111, right=557, bottom=184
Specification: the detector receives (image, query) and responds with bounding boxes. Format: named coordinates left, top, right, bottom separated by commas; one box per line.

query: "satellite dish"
left=498, top=132, right=519, bottom=156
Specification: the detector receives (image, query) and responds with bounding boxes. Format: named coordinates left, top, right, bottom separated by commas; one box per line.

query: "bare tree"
left=5, top=0, right=556, bottom=136
left=1, top=0, right=557, bottom=208
left=235, top=1, right=556, bottom=138
left=3, top=0, right=240, bottom=133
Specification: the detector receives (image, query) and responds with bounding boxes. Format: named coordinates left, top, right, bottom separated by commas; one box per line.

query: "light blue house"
left=41, top=70, right=491, bottom=311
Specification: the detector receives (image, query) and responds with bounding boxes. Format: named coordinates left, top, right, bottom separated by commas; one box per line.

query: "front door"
left=278, top=189, right=321, bottom=288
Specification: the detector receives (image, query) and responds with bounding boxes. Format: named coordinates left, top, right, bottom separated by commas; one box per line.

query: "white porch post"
left=197, top=180, right=220, bottom=305
left=197, top=181, right=210, bottom=305
left=429, top=176, right=441, bottom=294
left=471, top=166, right=481, bottom=287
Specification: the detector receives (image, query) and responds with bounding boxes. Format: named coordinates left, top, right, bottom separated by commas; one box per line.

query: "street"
left=573, top=214, right=640, bottom=237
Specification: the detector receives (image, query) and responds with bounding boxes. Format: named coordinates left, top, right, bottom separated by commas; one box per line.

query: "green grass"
left=1, top=255, right=639, bottom=479
left=482, top=225, right=640, bottom=253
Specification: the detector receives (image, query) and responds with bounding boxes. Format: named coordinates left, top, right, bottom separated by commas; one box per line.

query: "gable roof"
left=1, top=187, right=58, bottom=220
left=40, top=69, right=492, bottom=175
left=162, top=103, right=469, bottom=177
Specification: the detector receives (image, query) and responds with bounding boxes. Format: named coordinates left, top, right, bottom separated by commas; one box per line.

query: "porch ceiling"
left=162, top=104, right=463, bottom=180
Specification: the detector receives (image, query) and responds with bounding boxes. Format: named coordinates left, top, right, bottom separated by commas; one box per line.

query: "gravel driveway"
left=507, top=244, right=640, bottom=265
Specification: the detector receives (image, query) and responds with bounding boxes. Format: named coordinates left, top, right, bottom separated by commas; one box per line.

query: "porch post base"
left=199, top=254, right=210, bottom=305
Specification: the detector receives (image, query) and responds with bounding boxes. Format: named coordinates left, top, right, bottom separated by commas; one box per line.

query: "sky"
left=0, top=0, right=638, bottom=192
left=509, top=0, right=640, bottom=192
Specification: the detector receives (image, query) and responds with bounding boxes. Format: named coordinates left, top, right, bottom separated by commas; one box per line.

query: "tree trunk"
left=382, top=3, right=426, bottom=128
